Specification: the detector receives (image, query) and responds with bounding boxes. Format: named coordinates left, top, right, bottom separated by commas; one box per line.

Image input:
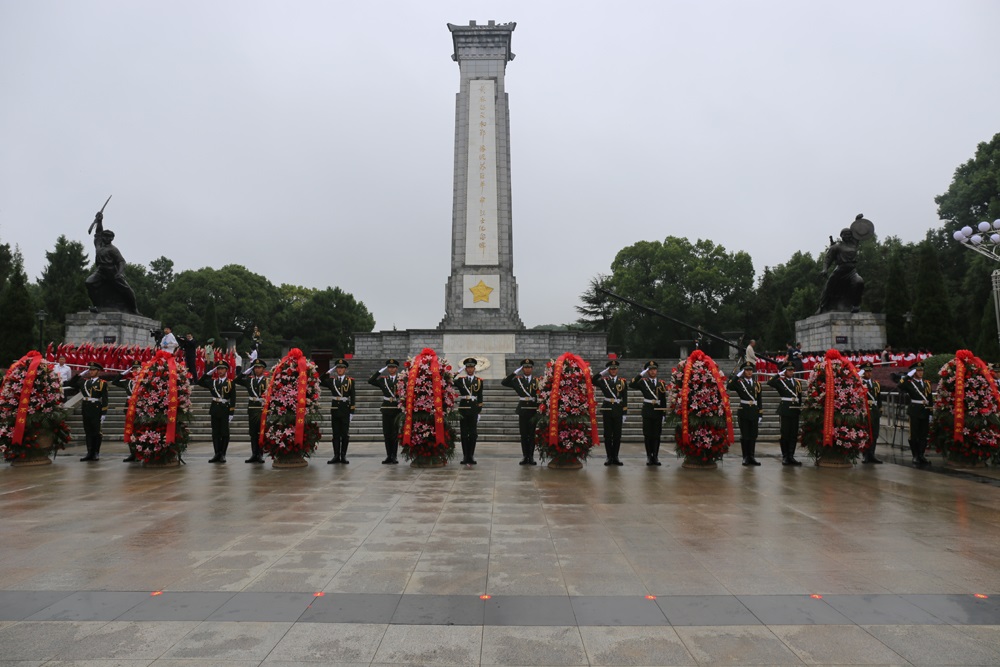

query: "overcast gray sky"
left=2, top=1, right=999, bottom=331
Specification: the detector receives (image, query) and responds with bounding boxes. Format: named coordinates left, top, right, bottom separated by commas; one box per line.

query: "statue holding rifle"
left=85, top=196, right=140, bottom=315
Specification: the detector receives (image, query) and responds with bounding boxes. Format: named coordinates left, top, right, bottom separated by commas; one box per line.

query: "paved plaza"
left=2, top=440, right=1000, bottom=666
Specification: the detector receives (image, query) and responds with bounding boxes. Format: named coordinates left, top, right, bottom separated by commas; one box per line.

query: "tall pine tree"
left=910, top=241, right=958, bottom=353
left=0, top=248, right=37, bottom=364
left=38, top=235, right=90, bottom=342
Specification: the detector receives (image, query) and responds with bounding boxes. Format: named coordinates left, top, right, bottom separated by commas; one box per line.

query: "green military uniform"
left=629, top=360, right=668, bottom=466
left=198, top=362, right=236, bottom=463
left=501, top=358, right=539, bottom=465
left=766, top=362, right=803, bottom=465
left=455, top=358, right=484, bottom=465
left=860, top=362, right=883, bottom=464
left=236, top=360, right=268, bottom=463
left=593, top=360, right=628, bottom=465
left=898, top=362, right=932, bottom=467
left=73, top=363, right=108, bottom=461
left=728, top=362, right=763, bottom=466
left=369, top=359, right=401, bottom=464
left=113, top=361, right=143, bottom=462
left=320, top=358, right=355, bottom=464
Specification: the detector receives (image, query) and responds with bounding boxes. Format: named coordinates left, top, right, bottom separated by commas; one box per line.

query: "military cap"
left=463, top=357, right=478, bottom=367
left=989, top=363, right=1000, bottom=373
left=131, top=360, right=142, bottom=368
left=861, top=361, right=874, bottom=371
left=742, top=362, right=755, bottom=371
left=520, top=358, right=535, bottom=367
left=644, top=360, right=659, bottom=370
left=88, top=362, right=104, bottom=371
left=253, top=359, right=267, bottom=369
left=781, top=361, right=795, bottom=371
left=215, top=361, right=229, bottom=370
left=334, top=358, right=348, bottom=368
left=384, top=358, right=399, bottom=367
left=912, top=361, right=925, bottom=370
left=605, top=360, right=620, bottom=369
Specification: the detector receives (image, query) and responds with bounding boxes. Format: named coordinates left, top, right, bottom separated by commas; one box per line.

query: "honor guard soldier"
left=594, top=360, right=628, bottom=465
left=898, top=361, right=932, bottom=467
left=369, top=359, right=402, bottom=464
left=728, top=362, right=763, bottom=466
left=113, top=360, right=143, bottom=462
left=455, top=358, right=484, bottom=464
left=198, top=361, right=236, bottom=463
left=320, top=358, right=355, bottom=464
left=859, top=362, right=883, bottom=464
left=502, top=358, right=539, bottom=465
left=630, top=361, right=668, bottom=466
left=236, top=359, right=268, bottom=464
left=72, top=362, right=109, bottom=461
left=766, top=362, right=803, bottom=465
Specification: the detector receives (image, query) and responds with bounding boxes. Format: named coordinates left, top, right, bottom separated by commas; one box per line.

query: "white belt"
left=604, top=398, right=621, bottom=404
left=740, top=400, right=756, bottom=405
left=248, top=398, right=262, bottom=403
left=213, top=398, right=229, bottom=403
left=643, top=398, right=658, bottom=404
left=83, top=397, right=101, bottom=403
left=331, top=397, right=350, bottom=402
left=519, top=397, right=537, bottom=401
left=780, top=397, right=796, bottom=402
left=911, top=400, right=927, bottom=405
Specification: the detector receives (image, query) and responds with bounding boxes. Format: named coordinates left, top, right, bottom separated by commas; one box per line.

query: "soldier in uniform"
left=236, top=359, right=268, bottom=464
left=369, top=359, right=401, bottom=464
left=455, top=358, right=484, bottom=465
left=859, top=362, right=883, bottom=464
left=593, top=360, right=628, bottom=466
left=766, top=361, right=803, bottom=466
left=197, top=361, right=236, bottom=463
left=113, top=360, right=143, bottom=462
left=501, top=358, right=539, bottom=465
left=320, top=358, right=355, bottom=464
left=72, top=362, right=109, bottom=461
left=629, top=361, right=667, bottom=466
left=728, top=362, right=763, bottom=466
left=898, top=361, right=932, bottom=467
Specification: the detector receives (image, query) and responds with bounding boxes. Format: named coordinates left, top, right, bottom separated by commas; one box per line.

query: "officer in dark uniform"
left=455, top=357, right=484, bottom=465
left=198, top=361, right=236, bottom=463
left=72, top=362, right=109, bottom=461
left=502, top=358, right=539, bottom=465
left=113, top=360, right=143, bottom=462
left=593, top=360, right=628, bottom=465
left=321, top=358, right=355, bottom=464
left=859, top=362, right=883, bottom=464
left=236, top=359, right=268, bottom=463
left=629, top=361, right=667, bottom=466
left=728, top=362, right=762, bottom=466
left=369, top=359, right=401, bottom=464
left=766, top=361, right=803, bottom=466
left=898, top=361, right=932, bottom=467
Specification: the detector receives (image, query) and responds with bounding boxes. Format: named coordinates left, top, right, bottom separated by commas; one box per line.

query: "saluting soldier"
left=898, top=361, right=932, bottom=467
left=236, top=359, right=268, bottom=464
left=766, top=361, right=803, bottom=466
left=629, top=360, right=667, bottom=466
left=72, top=362, right=109, bottom=461
left=501, top=358, right=539, bottom=466
left=198, top=361, right=236, bottom=463
left=369, top=359, right=401, bottom=464
left=728, top=362, right=763, bottom=466
left=593, top=360, right=628, bottom=466
left=859, top=362, right=883, bottom=464
left=113, top=360, right=143, bottom=462
left=320, top=358, right=355, bottom=464
left=455, top=358, right=484, bottom=465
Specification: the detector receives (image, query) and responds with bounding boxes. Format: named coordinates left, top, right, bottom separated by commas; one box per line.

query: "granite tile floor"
left=1, top=439, right=999, bottom=665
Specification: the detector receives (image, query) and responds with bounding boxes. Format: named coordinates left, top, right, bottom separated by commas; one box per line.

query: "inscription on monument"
left=465, top=79, right=499, bottom=266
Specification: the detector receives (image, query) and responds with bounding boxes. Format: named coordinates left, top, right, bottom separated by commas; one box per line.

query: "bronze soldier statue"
left=85, top=201, right=140, bottom=314
left=816, top=214, right=873, bottom=314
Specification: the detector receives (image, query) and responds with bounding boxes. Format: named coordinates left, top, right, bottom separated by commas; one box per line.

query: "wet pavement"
left=1, top=439, right=999, bottom=665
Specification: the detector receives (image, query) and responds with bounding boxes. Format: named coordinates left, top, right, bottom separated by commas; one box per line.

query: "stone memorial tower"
left=438, top=20, right=524, bottom=331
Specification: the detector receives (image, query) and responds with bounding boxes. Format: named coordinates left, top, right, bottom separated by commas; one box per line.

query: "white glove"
left=640, top=368, right=649, bottom=377
left=622, top=415, right=627, bottom=423
left=349, top=414, right=353, bottom=423
left=229, top=415, right=234, bottom=423
left=477, top=415, right=481, bottom=423
left=514, top=366, right=523, bottom=375
left=758, top=417, right=762, bottom=425
left=600, top=368, right=610, bottom=376
left=379, top=366, right=388, bottom=374
left=100, top=415, right=106, bottom=423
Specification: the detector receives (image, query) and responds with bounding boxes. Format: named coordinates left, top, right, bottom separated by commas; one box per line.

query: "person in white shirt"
left=744, top=339, right=758, bottom=368
left=52, top=355, right=73, bottom=386
left=159, top=326, right=179, bottom=354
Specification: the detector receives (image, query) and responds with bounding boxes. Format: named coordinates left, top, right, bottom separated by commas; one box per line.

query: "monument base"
left=65, top=311, right=162, bottom=347
left=354, top=329, right=608, bottom=379
left=794, top=312, right=886, bottom=352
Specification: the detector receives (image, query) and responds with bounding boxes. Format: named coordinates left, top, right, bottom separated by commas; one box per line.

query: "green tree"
left=200, top=297, right=222, bottom=345
left=883, top=249, right=911, bottom=348
left=765, top=301, right=793, bottom=352
left=910, top=241, right=958, bottom=352
left=124, top=263, right=157, bottom=316
left=750, top=251, right=824, bottom=327
left=0, top=248, right=37, bottom=364
left=37, top=235, right=90, bottom=342
left=277, top=287, right=375, bottom=354
left=0, top=236, right=12, bottom=292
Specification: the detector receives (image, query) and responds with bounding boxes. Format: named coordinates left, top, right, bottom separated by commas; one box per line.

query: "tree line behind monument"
left=1, top=132, right=999, bottom=366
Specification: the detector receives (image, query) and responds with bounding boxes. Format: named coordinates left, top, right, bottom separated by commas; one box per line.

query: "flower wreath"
left=929, top=349, right=1000, bottom=464
left=666, top=350, right=734, bottom=463
left=259, top=348, right=322, bottom=459
left=0, top=351, right=71, bottom=462
left=534, top=352, right=600, bottom=465
left=124, top=350, right=192, bottom=464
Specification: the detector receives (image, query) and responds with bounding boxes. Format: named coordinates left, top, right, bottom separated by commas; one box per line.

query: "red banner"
left=294, top=352, right=308, bottom=445
left=429, top=352, right=446, bottom=446
left=821, top=349, right=840, bottom=448
left=165, top=355, right=179, bottom=444
left=11, top=352, right=43, bottom=445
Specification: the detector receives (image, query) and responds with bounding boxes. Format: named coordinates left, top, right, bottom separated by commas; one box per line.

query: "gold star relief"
left=469, top=280, right=494, bottom=303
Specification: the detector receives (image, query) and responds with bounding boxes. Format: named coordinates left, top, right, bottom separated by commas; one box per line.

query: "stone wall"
left=65, top=311, right=162, bottom=347
left=795, top=312, right=887, bottom=351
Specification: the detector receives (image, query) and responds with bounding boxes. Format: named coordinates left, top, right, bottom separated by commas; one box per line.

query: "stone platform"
left=795, top=311, right=887, bottom=351
left=65, top=310, right=161, bottom=347
left=1, top=439, right=1000, bottom=664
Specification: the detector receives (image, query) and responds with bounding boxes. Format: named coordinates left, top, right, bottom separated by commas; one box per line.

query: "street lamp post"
left=953, top=219, right=1000, bottom=353
left=35, top=310, right=47, bottom=354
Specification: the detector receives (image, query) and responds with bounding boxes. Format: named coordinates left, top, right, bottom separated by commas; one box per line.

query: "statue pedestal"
left=66, top=311, right=161, bottom=347
left=794, top=312, right=886, bottom=352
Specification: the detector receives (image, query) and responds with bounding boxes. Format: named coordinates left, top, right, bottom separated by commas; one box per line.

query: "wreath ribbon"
left=11, top=352, right=43, bottom=445
left=821, top=349, right=840, bottom=447
left=165, top=355, right=179, bottom=444
left=402, top=348, right=447, bottom=447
